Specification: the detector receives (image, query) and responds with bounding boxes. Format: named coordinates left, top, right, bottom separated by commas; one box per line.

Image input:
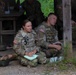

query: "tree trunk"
left=62, top=0, right=73, bottom=58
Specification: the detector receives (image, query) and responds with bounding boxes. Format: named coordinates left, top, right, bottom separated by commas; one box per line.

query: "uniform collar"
left=42, top=22, right=53, bottom=28
left=20, top=28, right=27, bottom=37
left=20, top=28, right=35, bottom=37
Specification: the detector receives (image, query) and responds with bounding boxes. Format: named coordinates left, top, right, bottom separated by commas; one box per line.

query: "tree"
left=62, top=0, right=73, bottom=58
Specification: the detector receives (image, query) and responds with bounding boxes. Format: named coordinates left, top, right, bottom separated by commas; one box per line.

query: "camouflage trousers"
left=0, top=54, right=17, bottom=66
left=0, top=54, right=17, bottom=61
left=42, top=48, right=62, bottom=58
left=17, top=51, right=47, bottom=67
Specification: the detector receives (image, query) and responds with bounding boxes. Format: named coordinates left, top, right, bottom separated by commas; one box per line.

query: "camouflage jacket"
left=36, top=22, right=58, bottom=49
left=13, top=29, right=39, bottom=57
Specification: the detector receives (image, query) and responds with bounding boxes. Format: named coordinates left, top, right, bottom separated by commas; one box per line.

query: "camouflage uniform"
left=13, top=29, right=47, bottom=67
left=36, top=22, right=62, bottom=58
left=0, top=54, right=17, bottom=66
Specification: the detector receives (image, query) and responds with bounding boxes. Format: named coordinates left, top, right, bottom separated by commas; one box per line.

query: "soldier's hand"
left=13, top=40, right=18, bottom=44
left=29, top=50, right=37, bottom=56
left=54, top=45, right=62, bottom=50
left=25, top=52, right=33, bottom=57
left=25, top=52, right=31, bottom=56
left=33, top=50, right=37, bottom=54
left=25, top=50, right=37, bottom=57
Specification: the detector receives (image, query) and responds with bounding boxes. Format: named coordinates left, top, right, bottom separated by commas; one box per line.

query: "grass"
left=44, top=44, right=76, bottom=71
left=42, top=43, right=76, bottom=74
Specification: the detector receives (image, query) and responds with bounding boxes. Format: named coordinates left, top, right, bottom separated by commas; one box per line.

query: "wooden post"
left=62, top=0, right=73, bottom=58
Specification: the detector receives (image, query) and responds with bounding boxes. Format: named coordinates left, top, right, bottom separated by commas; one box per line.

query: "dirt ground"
left=0, top=46, right=76, bottom=75
left=0, top=60, right=76, bottom=75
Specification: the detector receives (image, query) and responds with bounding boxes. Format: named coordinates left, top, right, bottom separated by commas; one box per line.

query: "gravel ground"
left=0, top=48, right=76, bottom=75
left=0, top=61, right=76, bottom=75
left=0, top=60, right=76, bottom=75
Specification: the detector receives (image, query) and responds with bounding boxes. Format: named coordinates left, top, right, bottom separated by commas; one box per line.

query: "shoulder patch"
left=38, top=24, right=45, bottom=33
left=39, top=28, right=45, bottom=33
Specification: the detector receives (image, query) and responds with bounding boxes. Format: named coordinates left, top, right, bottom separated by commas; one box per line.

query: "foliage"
left=16, top=0, right=54, bottom=17
left=57, top=44, right=76, bottom=70
left=38, top=0, right=54, bottom=17
left=44, top=44, right=76, bottom=71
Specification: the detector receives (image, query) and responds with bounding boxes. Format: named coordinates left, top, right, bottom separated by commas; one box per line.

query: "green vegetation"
left=44, top=44, right=76, bottom=71
left=38, top=0, right=54, bottom=17
left=16, top=0, right=54, bottom=17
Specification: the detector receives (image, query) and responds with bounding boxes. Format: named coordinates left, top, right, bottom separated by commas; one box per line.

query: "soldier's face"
left=48, top=15, right=57, bottom=26
left=23, top=22, right=32, bottom=32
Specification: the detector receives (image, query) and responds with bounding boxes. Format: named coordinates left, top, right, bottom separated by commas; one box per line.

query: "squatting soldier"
left=36, top=13, right=62, bottom=58
left=13, top=20, right=47, bottom=67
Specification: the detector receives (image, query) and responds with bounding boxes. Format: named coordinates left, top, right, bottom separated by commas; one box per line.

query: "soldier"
left=13, top=20, right=47, bottom=67
left=36, top=13, right=62, bottom=58
left=21, top=0, right=44, bottom=29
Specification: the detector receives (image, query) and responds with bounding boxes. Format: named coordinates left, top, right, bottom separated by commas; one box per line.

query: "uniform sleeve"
left=13, top=33, right=25, bottom=57
left=55, top=30, right=58, bottom=42
left=37, top=27, right=50, bottom=49
left=32, top=30, right=40, bottom=52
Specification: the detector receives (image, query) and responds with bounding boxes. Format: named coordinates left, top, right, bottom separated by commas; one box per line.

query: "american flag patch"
left=39, top=29, right=45, bottom=33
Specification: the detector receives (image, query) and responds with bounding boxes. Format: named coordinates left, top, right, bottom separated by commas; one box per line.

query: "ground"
left=0, top=46, right=76, bottom=75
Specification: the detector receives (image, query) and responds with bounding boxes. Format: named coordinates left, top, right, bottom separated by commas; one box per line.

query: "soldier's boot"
left=19, top=57, right=28, bottom=66
left=38, top=51, right=47, bottom=64
left=0, top=55, right=9, bottom=66
left=28, top=59, right=38, bottom=67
